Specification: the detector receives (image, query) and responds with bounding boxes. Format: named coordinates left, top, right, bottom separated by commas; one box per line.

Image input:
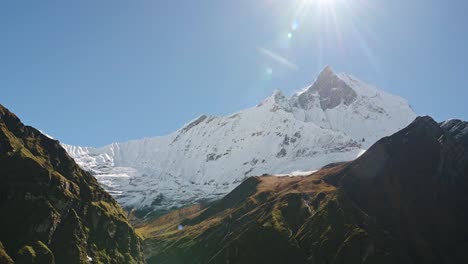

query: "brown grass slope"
left=139, top=116, right=468, bottom=264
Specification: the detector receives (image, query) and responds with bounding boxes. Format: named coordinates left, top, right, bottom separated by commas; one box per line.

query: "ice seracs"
left=63, top=66, right=417, bottom=214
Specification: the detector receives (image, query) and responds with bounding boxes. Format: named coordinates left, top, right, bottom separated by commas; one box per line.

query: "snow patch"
left=274, top=170, right=318, bottom=177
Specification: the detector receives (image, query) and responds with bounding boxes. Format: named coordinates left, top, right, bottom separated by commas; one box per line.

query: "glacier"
left=63, top=66, right=417, bottom=214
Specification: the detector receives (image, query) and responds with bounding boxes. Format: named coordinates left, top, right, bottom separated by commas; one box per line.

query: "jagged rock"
left=298, top=66, right=357, bottom=110
left=63, top=67, right=416, bottom=214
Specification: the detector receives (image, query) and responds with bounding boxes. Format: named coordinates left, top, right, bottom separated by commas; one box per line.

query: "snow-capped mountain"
left=63, top=66, right=417, bottom=214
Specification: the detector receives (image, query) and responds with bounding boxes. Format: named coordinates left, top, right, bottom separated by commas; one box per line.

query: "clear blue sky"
left=1, top=0, right=467, bottom=146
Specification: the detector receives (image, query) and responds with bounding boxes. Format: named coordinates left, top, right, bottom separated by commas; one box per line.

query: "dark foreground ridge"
left=139, top=116, right=468, bottom=264
left=0, top=104, right=145, bottom=263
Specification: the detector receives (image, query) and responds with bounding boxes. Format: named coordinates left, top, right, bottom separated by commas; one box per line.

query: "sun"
left=298, top=0, right=339, bottom=14
left=302, top=0, right=337, bottom=6
left=296, top=0, right=341, bottom=22
left=318, top=0, right=335, bottom=5
left=317, top=0, right=338, bottom=10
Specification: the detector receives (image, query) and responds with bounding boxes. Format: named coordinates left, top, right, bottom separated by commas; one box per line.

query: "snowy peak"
left=256, top=89, right=292, bottom=114
left=179, top=115, right=209, bottom=134
left=63, top=67, right=417, bottom=213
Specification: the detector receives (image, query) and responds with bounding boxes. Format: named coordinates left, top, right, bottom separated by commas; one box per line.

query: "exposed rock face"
left=440, top=119, right=468, bottom=148
left=297, top=66, right=357, bottom=110
left=63, top=67, right=416, bottom=214
left=139, top=116, right=468, bottom=264
left=0, top=105, right=145, bottom=264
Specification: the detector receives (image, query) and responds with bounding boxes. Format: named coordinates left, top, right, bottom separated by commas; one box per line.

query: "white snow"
left=274, top=170, right=318, bottom=177
left=38, top=129, right=55, bottom=140
left=63, top=68, right=417, bottom=212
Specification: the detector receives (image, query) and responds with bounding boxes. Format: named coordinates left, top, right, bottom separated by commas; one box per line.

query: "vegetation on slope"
left=139, top=116, right=468, bottom=264
left=0, top=104, right=145, bottom=263
left=139, top=166, right=403, bottom=264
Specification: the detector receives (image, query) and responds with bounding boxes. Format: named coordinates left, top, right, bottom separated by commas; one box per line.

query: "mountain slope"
left=64, top=67, right=416, bottom=214
left=139, top=116, right=468, bottom=264
left=0, top=105, right=145, bottom=263
left=331, top=116, right=468, bottom=263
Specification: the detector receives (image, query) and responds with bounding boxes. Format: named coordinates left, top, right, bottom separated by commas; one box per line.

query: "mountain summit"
left=298, top=66, right=357, bottom=110
left=64, top=67, right=417, bottom=215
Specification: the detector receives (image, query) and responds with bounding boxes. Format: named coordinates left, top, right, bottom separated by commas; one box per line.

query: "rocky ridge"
left=0, top=105, right=145, bottom=264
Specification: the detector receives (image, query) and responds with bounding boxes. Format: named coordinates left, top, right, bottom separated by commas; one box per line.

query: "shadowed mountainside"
left=139, top=116, right=468, bottom=264
left=0, top=104, right=145, bottom=264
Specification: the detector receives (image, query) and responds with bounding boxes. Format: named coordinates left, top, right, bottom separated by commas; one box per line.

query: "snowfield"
left=63, top=67, right=416, bottom=213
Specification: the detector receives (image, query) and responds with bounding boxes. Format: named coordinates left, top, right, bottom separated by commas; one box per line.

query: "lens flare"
left=291, top=20, right=299, bottom=31
left=318, top=0, right=336, bottom=8
left=256, top=0, right=379, bottom=79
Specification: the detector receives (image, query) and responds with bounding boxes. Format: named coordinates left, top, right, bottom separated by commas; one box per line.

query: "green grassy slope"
left=0, top=105, right=145, bottom=264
